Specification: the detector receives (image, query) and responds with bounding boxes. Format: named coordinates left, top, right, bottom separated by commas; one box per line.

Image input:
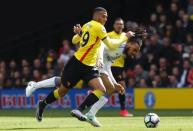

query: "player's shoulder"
left=91, top=20, right=105, bottom=31
left=107, top=31, right=114, bottom=36
left=83, top=20, right=105, bottom=30
left=121, top=32, right=126, bottom=35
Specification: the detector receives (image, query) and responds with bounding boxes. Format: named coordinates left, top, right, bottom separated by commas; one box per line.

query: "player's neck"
left=114, top=30, right=122, bottom=34
left=92, top=18, right=101, bottom=24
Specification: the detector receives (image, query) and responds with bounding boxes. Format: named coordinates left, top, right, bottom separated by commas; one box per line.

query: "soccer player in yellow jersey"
left=109, top=18, right=133, bottom=117
left=35, top=7, right=134, bottom=122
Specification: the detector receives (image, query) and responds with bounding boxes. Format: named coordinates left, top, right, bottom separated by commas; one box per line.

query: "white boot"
left=85, top=112, right=102, bottom=127
left=26, top=81, right=37, bottom=97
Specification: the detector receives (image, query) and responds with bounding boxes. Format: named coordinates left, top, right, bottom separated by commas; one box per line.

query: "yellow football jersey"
left=108, top=31, right=125, bottom=68
left=74, top=20, right=107, bottom=66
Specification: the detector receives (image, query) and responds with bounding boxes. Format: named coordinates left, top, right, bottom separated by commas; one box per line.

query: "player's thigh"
left=88, top=77, right=106, bottom=92
left=57, top=84, right=69, bottom=97
left=100, top=73, right=115, bottom=95
left=55, top=76, right=62, bottom=87
left=61, top=57, right=82, bottom=89
left=83, top=67, right=106, bottom=92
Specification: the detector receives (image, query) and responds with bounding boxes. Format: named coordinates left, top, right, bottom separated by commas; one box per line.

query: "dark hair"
left=129, top=37, right=142, bottom=47
left=114, top=17, right=124, bottom=23
left=93, top=7, right=107, bottom=14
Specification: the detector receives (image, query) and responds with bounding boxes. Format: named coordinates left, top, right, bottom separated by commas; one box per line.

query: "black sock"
left=42, top=91, right=57, bottom=108
left=78, top=93, right=99, bottom=112
left=119, top=93, right=126, bottom=110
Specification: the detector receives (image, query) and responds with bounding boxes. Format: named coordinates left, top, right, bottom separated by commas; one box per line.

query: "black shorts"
left=111, top=67, right=124, bottom=82
left=61, top=56, right=99, bottom=89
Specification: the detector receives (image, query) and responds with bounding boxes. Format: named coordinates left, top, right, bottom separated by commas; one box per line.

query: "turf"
left=0, top=109, right=193, bottom=131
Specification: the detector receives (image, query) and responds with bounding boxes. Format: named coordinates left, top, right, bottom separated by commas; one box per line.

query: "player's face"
left=126, top=42, right=140, bottom=57
left=113, top=20, right=124, bottom=33
left=98, top=11, right=108, bottom=25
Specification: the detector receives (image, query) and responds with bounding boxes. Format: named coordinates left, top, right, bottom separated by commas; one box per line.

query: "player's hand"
left=126, top=31, right=135, bottom=39
left=73, top=24, right=82, bottom=35
left=114, top=83, right=125, bottom=94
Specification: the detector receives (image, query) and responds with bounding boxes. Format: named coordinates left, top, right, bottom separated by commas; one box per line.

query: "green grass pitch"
left=0, top=109, right=193, bottom=131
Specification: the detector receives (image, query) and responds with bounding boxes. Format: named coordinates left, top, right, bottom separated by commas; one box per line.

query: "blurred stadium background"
left=0, top=0, right=193, bottom=130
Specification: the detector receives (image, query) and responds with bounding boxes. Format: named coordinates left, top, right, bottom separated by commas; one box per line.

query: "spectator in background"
left=159, top=57, right=168, bottom=73
left=138, top=78, right=148, bottom=87
left=0, top=61, right=7, bottom=77
left=47, top=49, right=57, bottom=64
left=4, top=78, right=13, bottom=88
left=15, top=78, right=22, bottom=87
left=184, top=33, right=193, bottom=55
left=33, top=58, right=42, bottom=70
left=0, top=73, right=4, bottom=88
left=38, top=48, right=47, bottom=64
left=160, top=71, right=169, bottom=87
left=150, top=64, right=158, bottom=72
left=164, top=24, right=173, bottom=38
left=21, top=59, right=29, bottom=67
left=33, top=70, right=42, bottom=82
left=58, top=39, right=74, bottom=66
left=172, top=19, right=185, bottom=43
left=54, top=59, right=65, bottom=76
left=182, top=14, right=192, bottom=33
left=178, top=9, right=186, bottom=20
left=146, top=34, right=162, bottom=63
left=134, top=64, right=148, bottom=86
left=9, top=60, right=17, bottom=79
left=127, top=78, right=136, bottom=88
left=152, top=75, right=163, bottom=87
left=157, top=14, right=167, bottom=37
left=21, top=66, right=32, bottom=86
left=177, top=59, right=190, bottom=87
left=160, top=37, right=177, bottom=63
left=42, top=62, right=54, bottom=79
left=169, top=75, right=178, bottom=87
left=172, top=66, right=180, bottom=81
left=186, top=33, right=193, bottom=45
left=13, top=71, right=22, bottom=87
left=155, top=4, right=164, bottom=17
left=167, top=2, right=179, bottom=25
left=146, top=69, right=157, bottom=87
left=149, top=13, right=158, bottom=28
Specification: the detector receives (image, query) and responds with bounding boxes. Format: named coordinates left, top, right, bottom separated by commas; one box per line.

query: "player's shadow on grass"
left=0, top=127, right=83, bottom=130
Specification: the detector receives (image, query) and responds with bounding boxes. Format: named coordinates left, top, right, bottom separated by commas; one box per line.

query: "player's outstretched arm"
left=103, top=31, right=135, bottom=50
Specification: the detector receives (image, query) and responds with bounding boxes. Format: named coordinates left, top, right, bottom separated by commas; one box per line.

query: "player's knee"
left=54, top=76, right=61, bottom=86
left=95, top=85, right=106, bottom=93
left=107, top=88, right=115, bottom=95
left=58, top=85, right=69, bottom=97
left=93, top=88, right=106, bottom=99
left=100, top=86, right=106, bottom=93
